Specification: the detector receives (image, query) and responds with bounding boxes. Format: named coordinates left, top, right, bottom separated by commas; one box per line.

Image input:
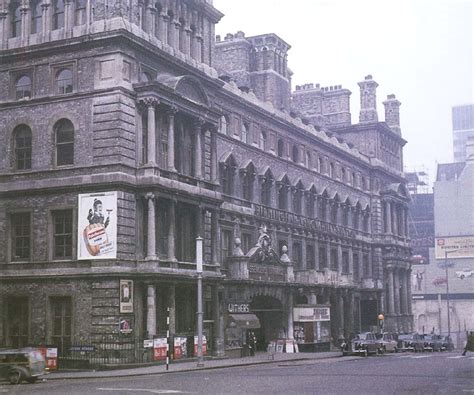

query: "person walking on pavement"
left=462, top=331, right=474, bottom=356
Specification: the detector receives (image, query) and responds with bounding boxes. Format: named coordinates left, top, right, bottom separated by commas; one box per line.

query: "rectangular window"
left=353, top=253, right=360, bottom=281
left=292, top=242, right=302, bottom=269
left=330, top=248, right=338, bottom=271
left=7, top=297, right=29, bottom=348
left=363, top=254, right=370, bottom=277
left=241, top=233, right=252, bottom=255
left=342, top=251, right=349, bottom=274
left=51, top=297, right=72, bottom=354
left=307, top=244, right=315, bottom=270
left=53, top=209, right=73, bottom=259
left=175, top=203, right=196, bottom=262
left=221, top=229, right=232, bottom=261
left=157, top=201, right=169, bottom=258
left=319, top=247, right=327, bottom=269
left=11, top=212, right=31, bottom=261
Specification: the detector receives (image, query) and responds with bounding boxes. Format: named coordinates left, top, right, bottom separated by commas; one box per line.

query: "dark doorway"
left=250, top=295, right=284, bottom=350
left=360, top=299, right=378, bottom=331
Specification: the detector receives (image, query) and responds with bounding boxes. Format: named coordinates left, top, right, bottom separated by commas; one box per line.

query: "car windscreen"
left=398, top=335, right=413, bottom=340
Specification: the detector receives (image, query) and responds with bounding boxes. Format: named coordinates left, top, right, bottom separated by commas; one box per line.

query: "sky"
left=213, top=0, right=474, bottom=185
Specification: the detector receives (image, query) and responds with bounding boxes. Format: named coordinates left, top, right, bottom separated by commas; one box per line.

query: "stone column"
left=348, top=246, right=354, bottom=275
left=387, top=266, right=395, bottom=314
left=210, top=126, right=218, bottom=183
left=159, top=10, right=168, bottom=44
left=337, top=244, right=343, bottom=274
left=146, top=4, right=155, bottom=36
left=167, top=199, right=177, bottom=262
left=41, top=2, right=51, bottom=40
left=346, top=293, right=354, bottom=335
left=309, top=292, right=317, bottom=305
left=211, top=209, right=219, bottom=265
left=400, top=269, right=408, bottom=314
left=406, top=269, right=413, bottom=314
left=146, top=284, right=157, bottom=337
left=391, top=204, right=398, bottom=235
left=287, top=291, right=294, bottom=339
left=64, top=0, right=72, bottom=37
left=385, top=201, right=392, bottom=234
left=146, top=193, right=157, bottom=260
left=174, top=19, right=181, bottom=52
left=140, top=98, right=159, bottom=166
left=168, top=283, right=176, bottom=333
left=0, top=11, right=8, bottom=49
left=167, top=108, right=177, bottom=172
left=194, top=120, right=203, bottom=179
left=393, top=267, right=400, bottom=314
left=212, top=286, right=224, bottom=356
left=20, top=5, right=30, bottom=45
left=339, top=292, right=345, bottom=336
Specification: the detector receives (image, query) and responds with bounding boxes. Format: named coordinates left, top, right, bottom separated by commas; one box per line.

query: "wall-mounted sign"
left=227, top=303, right=250, bottom=313
left=78, top=192, right=117, bottom=260
left=293, top=306, right=331, bottom=322
left=435, top=236, right=474, bottom=259
left=120, top=280, right=133, bottom=313
left=119, top=318, right=132, bottom=334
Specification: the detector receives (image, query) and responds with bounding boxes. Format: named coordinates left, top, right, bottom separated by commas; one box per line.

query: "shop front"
left=225, top=303, right=261, bottom=357
left=293, top=305, right=331, bottom=352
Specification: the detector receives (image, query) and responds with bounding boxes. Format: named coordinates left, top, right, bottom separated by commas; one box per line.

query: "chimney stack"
left=383, top=94, right=402, bottom=135
left=358, top=74, right=378, bottom=123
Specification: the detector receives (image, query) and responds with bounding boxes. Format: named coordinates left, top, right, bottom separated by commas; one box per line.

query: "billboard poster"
left=120, top=279, right=134, bottom=313
left=435, top=236, right=474, bottom=259
left=78, top=192, right=117, bottom=260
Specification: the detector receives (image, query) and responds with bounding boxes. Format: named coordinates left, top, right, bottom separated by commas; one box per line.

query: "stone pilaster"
left=167, top=199, right=176, bottom=262
left=287, top=291, right=294, bottom=339
left=394, top=267, right=400, bottom=314
left=400, top=269, right=408, bottom=314
left=146, top=284, right=157, bottom=337
left=194, top=119, right=203, bottom=179
left=166, top=107, right=177, bottom=172
left=0, top=10, right=7, bottom=49
left=387, top=266, right=395, bottom=314
left=406, top=269, right=413, bottom=315
left=146, top=193, right=157, bottom=260
left=168, top=283, right=176, bottom=333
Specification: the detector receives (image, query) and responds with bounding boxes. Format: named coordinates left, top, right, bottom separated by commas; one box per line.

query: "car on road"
left=376, top=333, right=398, bottom=353
left=341, top=332, right=380, bottom=356
left=439, top=335, right=455, bottom=351
left=421, top=334, right=443, bottom=351
left=455, top=269, right=474, bottom=280
left=397, top=333, right=424, bottom=352
left=0, top=348, right=46, bottom=384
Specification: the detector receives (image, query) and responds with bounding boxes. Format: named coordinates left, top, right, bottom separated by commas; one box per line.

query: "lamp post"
left=444, top=250, right=453, bottom=337
left=196, top=236, right=204, bottom=367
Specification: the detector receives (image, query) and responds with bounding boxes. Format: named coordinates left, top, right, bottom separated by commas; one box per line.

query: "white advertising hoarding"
left=78, top=192, right=117, bottom=260
left=435, top=236, right=474, bottom=259
left=293, top=307, right=331, bottom=322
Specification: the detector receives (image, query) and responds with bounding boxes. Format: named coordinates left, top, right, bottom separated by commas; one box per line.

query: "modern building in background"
left=411, top=138, right=474, bottom=346
left=452, top=104, right=474, bottom=163
left=0, top=0, right=411, bottom=364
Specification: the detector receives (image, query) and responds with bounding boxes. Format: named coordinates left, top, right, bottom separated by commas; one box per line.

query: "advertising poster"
left=193, top=335, right=207, bottom=356
left=435, top=236, right=474, bottom=259
left=78, top=192, right=117, bottom=260
left=119, top=318, right=132, bottom=334
left=153, top=338, right=168, bottom=361
left=120, top=279, right=134, bottom=314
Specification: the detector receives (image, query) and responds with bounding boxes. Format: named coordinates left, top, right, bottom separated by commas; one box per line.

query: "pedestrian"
left=462, top=331, right=474, bottom=356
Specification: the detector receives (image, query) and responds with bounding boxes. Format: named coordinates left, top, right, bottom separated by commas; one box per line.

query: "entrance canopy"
left=229, top=314, right=261, bottom=329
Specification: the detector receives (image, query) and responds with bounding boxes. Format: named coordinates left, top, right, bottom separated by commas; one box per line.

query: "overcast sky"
left=213, top=0, right=473, bottom=184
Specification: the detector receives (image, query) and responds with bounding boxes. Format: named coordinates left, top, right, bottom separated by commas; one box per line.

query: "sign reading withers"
left=435, top=236, right=474, bottom=259
left=293, top=307, right=331, bottom=322
left=78, top=192, right=117, bottom=260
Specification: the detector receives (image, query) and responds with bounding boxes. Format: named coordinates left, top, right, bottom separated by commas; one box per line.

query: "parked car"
left=397, top=334, right=424, bottom=352
left=376, top=333, right=398, bottom=353
left=439, top=335, right=455, bottom=351
left=341, top=332, right=380, bottom=356
left=421, top=334, right=443, bottom=351
left=0, top=348, right=46, bottom=385
left=455, top=269, right=474, bottom=280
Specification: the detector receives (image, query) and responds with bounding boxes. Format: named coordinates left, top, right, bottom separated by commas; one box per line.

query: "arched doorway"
left=250, top=295, right=284, bottom=350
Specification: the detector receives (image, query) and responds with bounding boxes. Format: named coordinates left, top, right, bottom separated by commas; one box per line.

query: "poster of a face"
left=78, top=192, right=117, bottom=260
left=120, top=279, right=134, bottom=313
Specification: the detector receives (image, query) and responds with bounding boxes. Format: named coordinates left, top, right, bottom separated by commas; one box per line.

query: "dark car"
left=422, top=334, right=443, bottom=352
left=342, top=332, right=380, bottom=356
left=0, top=348, right=46, bottom=384
left=439, top=335, right=455, bottom=351
left=397, top=334, right=424, bottom=352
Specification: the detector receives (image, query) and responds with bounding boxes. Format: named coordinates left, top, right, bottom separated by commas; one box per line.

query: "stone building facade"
left=0, top=0, right=411, bottom=361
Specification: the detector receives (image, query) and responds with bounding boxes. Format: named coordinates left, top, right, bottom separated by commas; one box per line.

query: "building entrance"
left=250, top=295, right=284, bottom=350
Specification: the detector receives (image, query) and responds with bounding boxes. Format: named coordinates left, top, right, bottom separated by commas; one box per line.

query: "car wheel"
left=26, top=377, right=38, bottom=384
left=364, top=349, right=368, bottom=357
left=394, top=347, right=398, bottom=353
left=9, top=371, right=22, bottom=385
left=460, top=275, right=465, bottom=280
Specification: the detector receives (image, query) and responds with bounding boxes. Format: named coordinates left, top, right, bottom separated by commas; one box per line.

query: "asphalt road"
left=2, top=351, right=473, bottom=395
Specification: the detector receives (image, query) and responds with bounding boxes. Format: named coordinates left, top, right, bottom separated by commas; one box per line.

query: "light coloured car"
left=376, top=333, right=398, bottom=353
left=455, top=269, right=474, bottom=280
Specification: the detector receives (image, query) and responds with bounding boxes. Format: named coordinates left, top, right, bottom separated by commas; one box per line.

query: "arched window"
left=219, top=115, right=228, bottom=135
left=10, top=2, right=21, bottom=38
left=306, top=189, right=316, bottom=218
left=277, top=139, right=284, bottom=157
left=342, top=203, right=350, bottom=226
left=241, top=122, right=249, bottom=144
left=260, top=170, right=273, bottom=206
left=318, top=157, right=323, bottom=173
left=319, top=192, right=328, bottom=221
left=361, top=176, right=367, bottom=190
left=259, top=130, right=267, bottom=150
left=293, top=183, right=303, bottom=214
left=306, top=151, right=312, bottom=169
left=353, top=205, right=361, bottom=230
left=74, top=0, right=86, bottom=25
left=220, top=156, right=236, bottom=195
left=31, top=0, right=43, bottom=34
left=330, top=199, right=339, bottom=224
left=55, top=119, right=74, bottom=166
left=329, top=162, right=335, bottom=177
left=13, top=125, right=32, bottom=170
left=363, top=209, right=370, bottom=232
left=52, top=0, right=65, bottom=30
left=292, top=145, right=299, bottom=163
left=341, top=167, right=346, bottom=182
left=241, top=165, right=255, bottom=202
left=278, top=176, right=290, bottom=210
left=56, top=68, right=73, bottom=94
left=15, top=75, right=32, bottom=100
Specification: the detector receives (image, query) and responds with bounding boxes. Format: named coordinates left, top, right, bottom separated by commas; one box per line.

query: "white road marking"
left=97, top=389, right=189, bottom=394
left=412, top=355, right=432, bottom=359
left=448, top=356, right=465, bottom=359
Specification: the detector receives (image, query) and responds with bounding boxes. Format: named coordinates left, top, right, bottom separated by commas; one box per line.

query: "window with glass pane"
left=342, top=251, right=349, bottom=273
left=31, top=0, right=43, bottom=33
left=241, top=233, right=252, bottom=254
left=353, top=253, right=359, bottom=280
left=7, top=297, right=29, bottom=348
left=55, top=119, right=74, bottom=166
left=53, top=209, right=73, bottom=259
left=11, top=2, right=21, bottom=37
left=74, top=0, right=86, bottom=25
left=259, top=131, right=266, bottom=150
left=292, top=242, right=301, bottom=269
left=241, top=122, right=249, bottom=144
left=56, top=68, right=73, bottom=94
left=307, top=244, right=315, bottom=270
left=221, top=229, right=232, bottom=261
left=330, top=248, right=338, bottom=270
left=15, top=75, right=32, bottom=100
left=11, top=212, right=31, bottom=261
left=242, top=171, right=253, bottom=201
left=14, top=125, right=32, bottom=170
left=319, top=246, right=327, bottom=269
left=51, top=297, right=72, bottom=355
left=52, top=0, right=65, bottom=29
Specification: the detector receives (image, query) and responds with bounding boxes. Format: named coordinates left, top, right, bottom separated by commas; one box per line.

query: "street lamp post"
left=196, top=236, right=204, bottom=367
left=444, top=251, right=451, bottom=337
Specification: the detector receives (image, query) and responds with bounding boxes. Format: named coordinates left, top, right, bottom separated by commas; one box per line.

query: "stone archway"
left=250, top=294, right=285, bottom=350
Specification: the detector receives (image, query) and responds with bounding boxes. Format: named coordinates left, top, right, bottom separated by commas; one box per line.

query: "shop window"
left=11, top=212, right=31, bottom=261
left=50, top=297, right=72, bottom=355
left=52, top=0, right=65, bottom=30
left=54, top=119, right=74, bottom=166
left=31, top=0, right=43, bottom=33
left=13, top=125, right=32, bottom=170
left=15, top=75, right=32, bottom=100
left=52, top=209, right=73, bottom=259
left=6, top=297, right=29, bottom=348
left=221, top=229, right=232, bottom=261
left=10, top=1, right=21, bottom=38
left=56, top=68, right=73, bottom=94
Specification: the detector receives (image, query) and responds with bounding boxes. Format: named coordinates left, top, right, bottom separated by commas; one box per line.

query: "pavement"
left=45, top=351, right=342, bottom=380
